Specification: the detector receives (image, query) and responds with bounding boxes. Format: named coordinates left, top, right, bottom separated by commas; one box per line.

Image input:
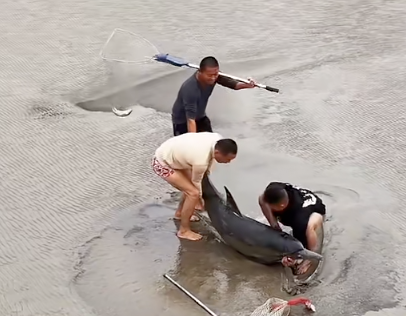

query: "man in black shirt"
left=171, top=56, right=256, bottom=136
left=258, top=182, right=326, bottom=276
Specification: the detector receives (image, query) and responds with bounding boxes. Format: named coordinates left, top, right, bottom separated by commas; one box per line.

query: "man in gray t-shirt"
left=171, top=56, right=256, bottom=136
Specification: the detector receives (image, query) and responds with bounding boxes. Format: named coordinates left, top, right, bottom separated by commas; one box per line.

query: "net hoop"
left=99, top=28, right=160, bottom=64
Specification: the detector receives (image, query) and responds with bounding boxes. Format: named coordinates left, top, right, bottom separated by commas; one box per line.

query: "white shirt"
left=155, top=132, right=223, bottom=195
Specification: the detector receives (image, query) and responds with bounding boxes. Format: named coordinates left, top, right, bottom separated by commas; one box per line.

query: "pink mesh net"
left=250, top=297, right=316, bottom=316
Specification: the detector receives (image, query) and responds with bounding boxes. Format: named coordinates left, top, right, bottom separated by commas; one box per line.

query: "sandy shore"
left=1, top=0, right=406, bottom=315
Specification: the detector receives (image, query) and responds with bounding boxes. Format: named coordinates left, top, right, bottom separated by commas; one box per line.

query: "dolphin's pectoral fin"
left=224, top=186, right=243, bottom=216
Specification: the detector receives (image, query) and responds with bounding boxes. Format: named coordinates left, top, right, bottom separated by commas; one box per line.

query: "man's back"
left=270, top=183, right=324, bottom=227
left=155, top=132, right=222, bottom=169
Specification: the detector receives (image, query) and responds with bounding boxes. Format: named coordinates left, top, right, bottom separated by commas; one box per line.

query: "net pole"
left=163, top=274, right=218, bottom=316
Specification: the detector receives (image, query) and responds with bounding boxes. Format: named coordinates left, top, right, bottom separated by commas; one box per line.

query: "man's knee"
left=176, top=176, right=199, bottom=199
left=184, top=188, right=199, bottom=199
left=306, top=213, right=324, bottom=252
left=165, top=171, right=199, bottom=199
left=306, top=212, right=324, bottom=232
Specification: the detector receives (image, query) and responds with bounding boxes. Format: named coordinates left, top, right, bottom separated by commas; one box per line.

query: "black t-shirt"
left=271, top=182, right=325, bottom=227
left=171, top=72, right=237, bottom=124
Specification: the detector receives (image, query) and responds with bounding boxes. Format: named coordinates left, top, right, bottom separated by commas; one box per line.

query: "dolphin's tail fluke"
left=296, top=249, right=323, bottom=261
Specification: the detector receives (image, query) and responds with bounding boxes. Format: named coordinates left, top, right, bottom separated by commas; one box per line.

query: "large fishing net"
left=97, top=28, right=164, bottom=115
left=99, top=28, right=164, bottom=88
left=250, top=297, right=316, bottom=316
left=99, top=28, right=160, bottom=64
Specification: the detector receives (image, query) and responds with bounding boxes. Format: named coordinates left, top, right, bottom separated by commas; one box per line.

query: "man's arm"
left=235, top=81, right=256, bottom=90
left=216, top=75, right=255, bottom=90
left=187, top=119, right=197, bottom=133
left=183, top=90, right=199, bottom=132
left=191, top=165, right=208, bottom=197
left=258, top=194, right=281, bottom=230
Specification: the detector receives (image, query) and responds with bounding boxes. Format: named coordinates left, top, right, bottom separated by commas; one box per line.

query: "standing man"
left=152, top=132, right=238, bottom=241
left=258, top=182, right=326, bottom=276
left=171, top=56, right=256, bottom=136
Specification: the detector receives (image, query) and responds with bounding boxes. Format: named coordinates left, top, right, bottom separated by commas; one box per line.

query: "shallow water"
left=1, top=0, right=406, bottom=315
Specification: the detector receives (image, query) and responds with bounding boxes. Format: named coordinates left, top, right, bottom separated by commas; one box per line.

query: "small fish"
left=112, top=107, right=132, bottom=117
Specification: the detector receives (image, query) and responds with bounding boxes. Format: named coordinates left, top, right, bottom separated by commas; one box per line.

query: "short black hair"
left=263, top=183, right=287, bottom=204
left=199, top=56, right=219, bottom=71
left=215, top=138, right=237, bottom=155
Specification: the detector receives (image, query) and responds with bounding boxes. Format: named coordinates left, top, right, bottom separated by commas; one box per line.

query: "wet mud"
left=72, top=137, right=401, bottom=316
left=73, top=203, right=287, bottom=316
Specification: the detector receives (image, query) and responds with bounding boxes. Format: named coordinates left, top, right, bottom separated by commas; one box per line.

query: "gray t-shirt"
left=171, top=72, right=237, bottom=124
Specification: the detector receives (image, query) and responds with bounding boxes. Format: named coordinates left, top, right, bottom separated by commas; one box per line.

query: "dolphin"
left=201, top=175, right=323, bottom=264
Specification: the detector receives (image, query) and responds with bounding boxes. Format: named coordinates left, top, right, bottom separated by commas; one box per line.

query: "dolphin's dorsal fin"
left=224, top=186, right=243, bottom=216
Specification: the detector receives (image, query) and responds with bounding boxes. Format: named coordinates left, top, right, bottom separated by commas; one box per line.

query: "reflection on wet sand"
left=167, top=229, right=285, bottom=315
left=73, top=203, right=294, bottom=316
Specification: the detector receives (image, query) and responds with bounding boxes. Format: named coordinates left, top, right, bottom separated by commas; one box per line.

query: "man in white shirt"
left=152, top=132, right=238, bottom=241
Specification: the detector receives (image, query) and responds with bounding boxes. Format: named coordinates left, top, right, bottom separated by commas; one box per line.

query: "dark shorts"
left=172, top=116, right=213, bottom=136
left=290, top=202, right=326, bottom=249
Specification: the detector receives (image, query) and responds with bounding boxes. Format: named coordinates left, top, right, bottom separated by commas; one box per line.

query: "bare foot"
left=177, top=230, right=203, bottom=241
left=173, top=214, right=200, bottom=222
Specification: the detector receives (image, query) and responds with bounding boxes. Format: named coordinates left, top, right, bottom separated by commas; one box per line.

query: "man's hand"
left=235, top=77, right=256, bottom=90
left=259, top=194, right=281, bottom=229
left=271, top=222, right=282, bottom=231
left=246, top=77, right=256, bottom=88
left=281, top=256, right=296, bottom=267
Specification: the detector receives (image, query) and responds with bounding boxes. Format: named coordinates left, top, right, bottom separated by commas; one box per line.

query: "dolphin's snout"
left=296, top=249, right=323, bottom=261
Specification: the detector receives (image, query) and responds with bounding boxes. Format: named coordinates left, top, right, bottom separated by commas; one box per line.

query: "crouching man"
left=152, top=132, right=238, bottom=241
left=258, top=182, right=325, bottom=276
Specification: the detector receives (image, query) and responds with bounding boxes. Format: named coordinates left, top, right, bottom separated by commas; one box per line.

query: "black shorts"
left=172, top=116, right=213, bottom=136
left=290, top=202, right=326, bottom=249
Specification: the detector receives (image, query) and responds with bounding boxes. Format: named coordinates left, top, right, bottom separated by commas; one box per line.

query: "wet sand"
left=1, top=0, right=406, bottom=315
